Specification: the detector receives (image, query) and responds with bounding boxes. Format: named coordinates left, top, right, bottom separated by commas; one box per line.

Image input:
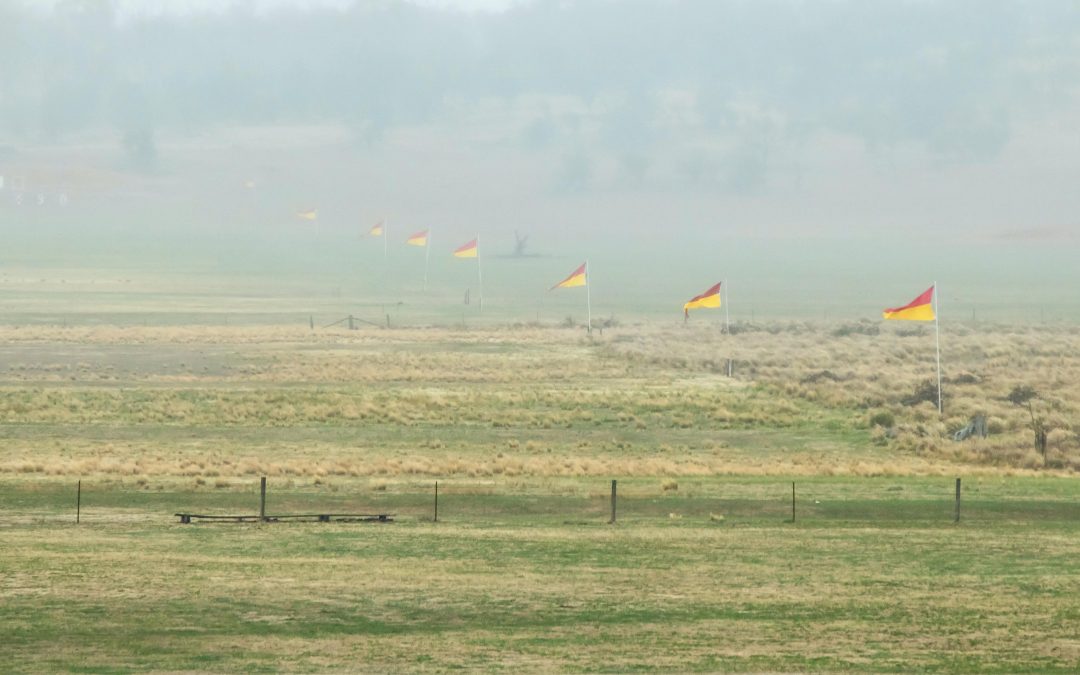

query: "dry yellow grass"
left=1, top=322, right=1078, bottom=481
left=608, top=322, right=1080, bottom=471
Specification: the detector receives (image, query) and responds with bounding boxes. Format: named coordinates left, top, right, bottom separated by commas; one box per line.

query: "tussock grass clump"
left=868, top=410, right=895, bottom=428
left=3, top=322, right=1080, bottom=479
left=605, top=322, right=1080, bottom=471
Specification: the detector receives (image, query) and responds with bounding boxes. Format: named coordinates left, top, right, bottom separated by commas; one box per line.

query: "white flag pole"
left=585, top=259, right=592, bottom=334
left=934, top=280, right=943, bottom=414
left=476, top=233, right=483, bottom=313
left=424, top=229, right=431, bottom=292
left=380, top=219, right=389, bottom=295
left=724, top=277, right=730, bottom=334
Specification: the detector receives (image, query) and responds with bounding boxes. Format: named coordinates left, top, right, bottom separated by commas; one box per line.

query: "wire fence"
left=8, top=476, right=1080, bottom=528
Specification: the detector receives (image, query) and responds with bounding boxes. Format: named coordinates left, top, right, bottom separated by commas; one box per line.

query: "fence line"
left=48, top=475, right=1047, bottom=527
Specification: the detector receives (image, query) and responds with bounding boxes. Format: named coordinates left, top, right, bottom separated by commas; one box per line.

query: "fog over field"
left=9, top=6, right=1080, bottom=672
left=2, top=0, right=1080, bottom=323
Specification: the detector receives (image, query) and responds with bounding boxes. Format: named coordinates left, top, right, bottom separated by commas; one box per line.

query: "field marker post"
left=434, top=481, right=439, bottom=523
left=791, top=482, right=796, bottom=523
left=934, top=281, right=943, bottom=415
left=259, top=477, right=267, bottom=521
left=76, top=479, right=81, bottom=524
left=609, top=480, right=617, bottom=524
left=425, top=227, right=434, bottom=291
left=585, top=260, right=593, bottom=334
left=476, top=232, right=483, bottom=313
left=723, top=277, right=730, bottom=334
left=954, top=478, right=961, bottom=523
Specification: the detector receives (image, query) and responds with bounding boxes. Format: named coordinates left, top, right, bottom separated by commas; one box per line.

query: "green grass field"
left=2, top=323, right=1080, bottom=671
left=4, top=478, right=1080, bottom=671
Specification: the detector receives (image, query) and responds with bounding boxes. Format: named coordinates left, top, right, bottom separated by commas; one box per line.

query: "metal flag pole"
left=585, top=259, right=592, bottom=334
left=379, top=219, right=390, bottom=297
left=724, top=277, right=730, bottom=333
left=934, top=280, right=943, bottom=414
left=424, top=229, right=431, bottom=292
left=476, top=233, right=483, bottom=313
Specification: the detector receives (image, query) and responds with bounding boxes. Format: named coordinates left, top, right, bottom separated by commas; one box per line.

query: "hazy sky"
left=3, top=0, right=1080, bottom=321
left=5, top=1, right=1080, bottom=240
left=25, top=0, right=525, bottom=17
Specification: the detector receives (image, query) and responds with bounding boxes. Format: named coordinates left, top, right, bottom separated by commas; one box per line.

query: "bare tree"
left=513, top=231, right=529, bottom=257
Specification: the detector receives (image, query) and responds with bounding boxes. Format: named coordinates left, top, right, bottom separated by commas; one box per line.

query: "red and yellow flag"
left=552, top=263, right=587, bottom=289
left=453, top=238, right=478, bottom=258
left=883, top=285, right=935, bottom=321
left=684, top=283, right=721, bottom=317
left=406, top=229, right=429, bottom=246
left=369, top=221, right=384, bottom=237
left=296, top=208, right=318, bottom=221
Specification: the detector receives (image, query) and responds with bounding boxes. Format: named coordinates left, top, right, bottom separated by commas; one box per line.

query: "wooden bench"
left=175, top=513, right=393, bottom=524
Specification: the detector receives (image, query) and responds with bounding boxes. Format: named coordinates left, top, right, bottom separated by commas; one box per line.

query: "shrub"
left=1007, top=385, right=1038, bottom=406
left=987, top=416, right=1007, bottom=434
left=950, top=372, right=980, bottom=385
left=869, top=410, right=895, bottom=428
left=831, top=322, right=880, bottom=337
left=902, top=379, right=941, bottom=407
left=801, top=370, right=844, bottom=384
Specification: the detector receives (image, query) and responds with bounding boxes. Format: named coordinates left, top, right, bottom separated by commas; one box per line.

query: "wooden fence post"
left=76, top=479, right=81, bottom=524
left=609, top=480, right=617, bottom=524
left=954, top=478, right=961, bottom=523
left=791, top=482, right=796, bottom=523
left=434, top=481, right=439, bottom=523
left=260, top=477, right=267, bottom=521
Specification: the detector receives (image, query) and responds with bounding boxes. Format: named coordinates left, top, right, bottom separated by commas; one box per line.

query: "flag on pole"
left=551, top=263, right=587, bottom=289
left=453, top=236, right=483, bottom=312
left=883, top=286, right=935, bottom=321
left=369, top=221, right=384, bottom=237
left=683, top=283, right=722, bottom=317
left=296, top=208, right=318, bottom=221
left=453, top=238, right=478, bottom=258
left=550, top=261, right=591, bottom=332
left=884, top=283, right=943, bottom=414
left=406, top=229, right=432, bottom=290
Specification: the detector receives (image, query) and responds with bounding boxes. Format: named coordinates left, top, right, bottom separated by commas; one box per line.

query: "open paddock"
left=2, top=324, right=1080, bottom=670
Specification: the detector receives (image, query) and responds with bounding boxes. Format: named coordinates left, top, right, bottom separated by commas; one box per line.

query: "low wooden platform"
left=175, top=513, right=393, bottom=524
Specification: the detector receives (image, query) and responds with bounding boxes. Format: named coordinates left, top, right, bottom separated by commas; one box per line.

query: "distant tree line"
left=1, top=0, right=1078, bottom=172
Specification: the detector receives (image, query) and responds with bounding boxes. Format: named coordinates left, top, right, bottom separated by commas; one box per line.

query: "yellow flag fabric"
left=296, top=208, right=318, bottom=221
left=683, top=283, right=721, bottom=315
left=453, top=238, right=478, bottom=258
left=406, top=229, right=429, bottom=246
left=552, top=263, right=587, bottom=289
left=883, top=286, right=935, bottom=321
